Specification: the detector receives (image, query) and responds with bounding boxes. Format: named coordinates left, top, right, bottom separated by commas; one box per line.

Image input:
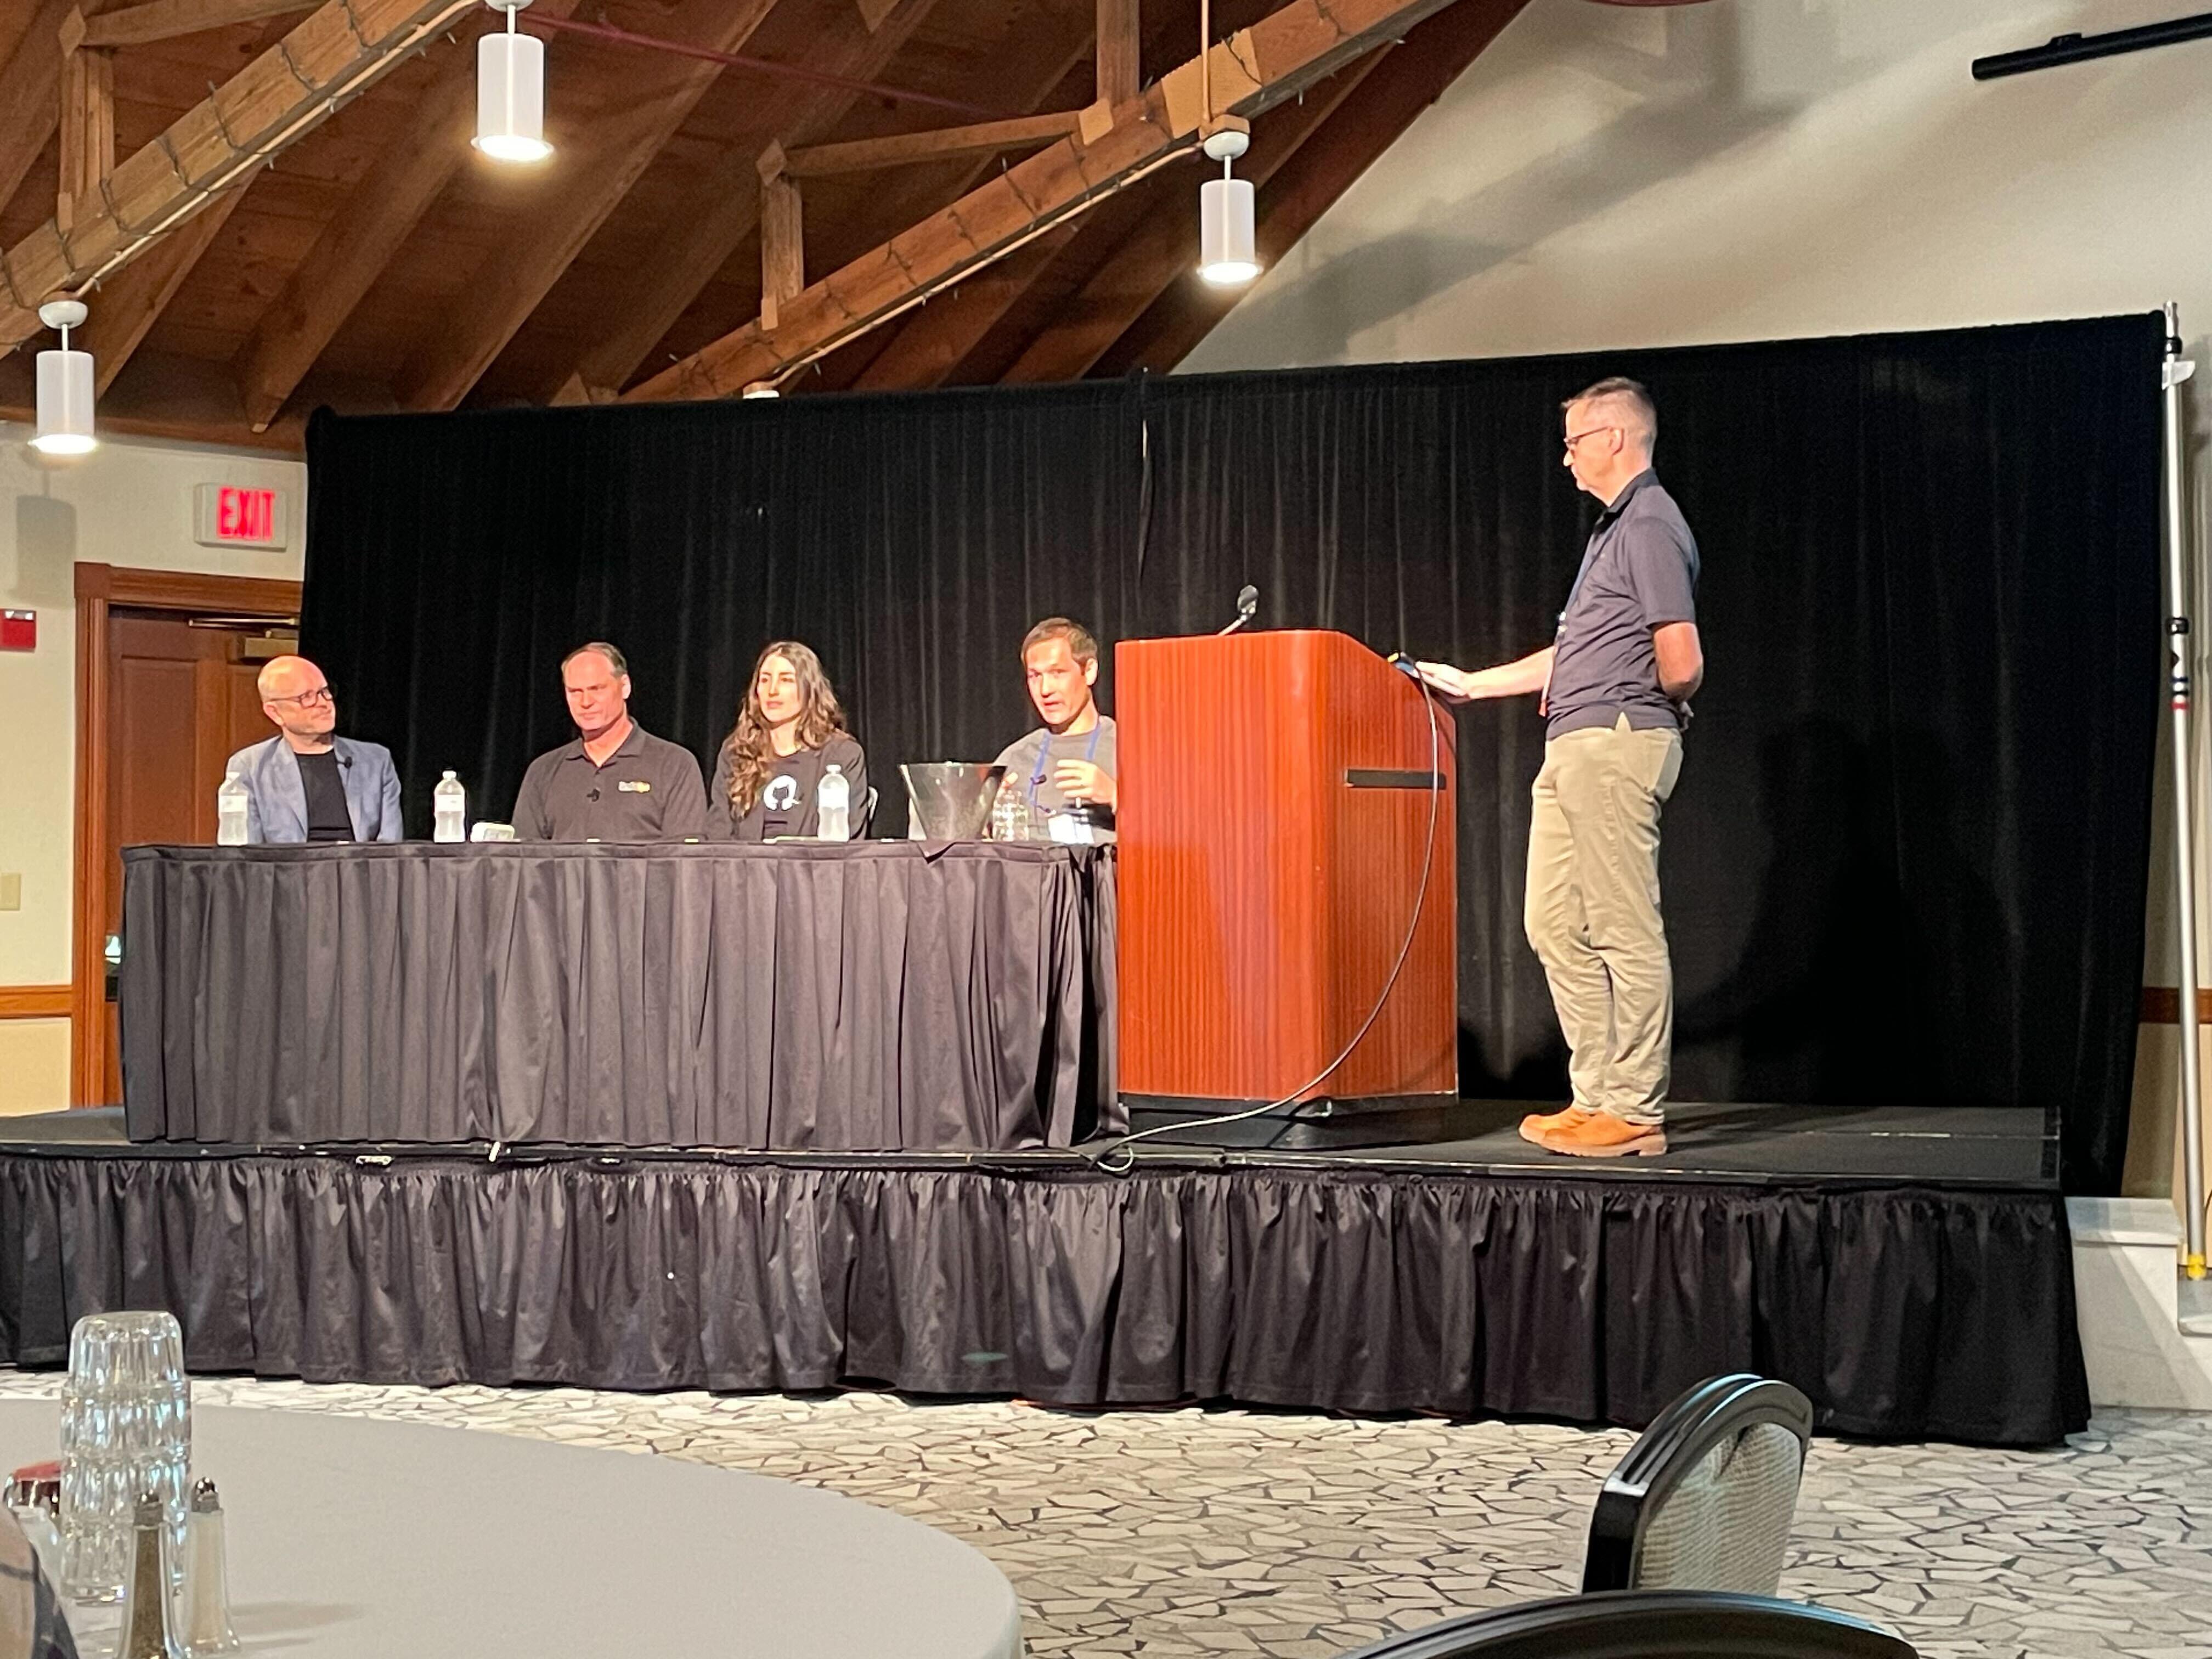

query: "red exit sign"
left=193, top=484, right=288, bottom=550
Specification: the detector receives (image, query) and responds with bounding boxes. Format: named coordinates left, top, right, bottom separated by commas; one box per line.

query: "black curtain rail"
left=1972, top=12, right=2212, bottom=80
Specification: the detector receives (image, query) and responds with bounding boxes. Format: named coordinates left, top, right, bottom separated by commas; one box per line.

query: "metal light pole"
left=2162, top=302, right=2208, bottom=1279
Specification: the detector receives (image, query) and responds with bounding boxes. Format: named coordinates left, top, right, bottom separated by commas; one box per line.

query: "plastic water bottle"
left=215, top=772, right=248, bottom=846
left=817, top=763, right=850, bottom=842
left=433, top=770, right=467, bottom=843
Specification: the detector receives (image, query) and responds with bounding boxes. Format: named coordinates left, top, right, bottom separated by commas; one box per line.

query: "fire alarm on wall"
left=1, top=611, right=34, bottom=651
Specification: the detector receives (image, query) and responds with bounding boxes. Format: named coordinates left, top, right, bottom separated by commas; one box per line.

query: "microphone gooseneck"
left=1216, top=584, right=1260, bottom=636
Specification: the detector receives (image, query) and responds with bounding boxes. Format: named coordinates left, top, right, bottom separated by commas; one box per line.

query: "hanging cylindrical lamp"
left=32, top=300, right=95, bottom=456
left=474, top=0, right=550, bottom=163
left=1192, top=0, right=1259, bottom=286
left=1198, top=129, right=1258, bottom=285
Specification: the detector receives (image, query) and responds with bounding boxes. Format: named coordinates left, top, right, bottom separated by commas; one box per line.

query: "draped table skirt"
left=119, top=841, right=1118, bottom=1149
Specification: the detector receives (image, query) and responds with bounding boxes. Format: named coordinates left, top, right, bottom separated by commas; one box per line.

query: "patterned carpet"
left=0, top=1372, right=2200, bottom=1658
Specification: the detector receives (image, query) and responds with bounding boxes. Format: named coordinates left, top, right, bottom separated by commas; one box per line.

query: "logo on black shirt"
left=765, top=775, right=800, bottom=811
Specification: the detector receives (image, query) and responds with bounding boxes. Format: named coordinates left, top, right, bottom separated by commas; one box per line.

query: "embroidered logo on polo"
left=764, top=776, right=800, bottom=811
left=618, top=780, right=652, bottom=793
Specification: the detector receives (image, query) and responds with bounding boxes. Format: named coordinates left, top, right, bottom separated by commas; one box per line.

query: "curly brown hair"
left=725, top=640, right=849, bottom=818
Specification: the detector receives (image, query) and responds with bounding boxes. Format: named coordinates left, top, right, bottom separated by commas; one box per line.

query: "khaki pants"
left=1525, top=716, right=1683, bottom=1125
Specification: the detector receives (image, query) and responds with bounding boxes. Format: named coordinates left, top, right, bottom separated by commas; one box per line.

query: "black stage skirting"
left=120, top=842, right=1119, bottom=1150
left=0, top=1144, right=2088, bottom=1447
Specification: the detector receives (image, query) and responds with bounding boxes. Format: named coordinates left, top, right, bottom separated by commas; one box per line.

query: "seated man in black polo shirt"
left=511, top=642, right=709, bottom=842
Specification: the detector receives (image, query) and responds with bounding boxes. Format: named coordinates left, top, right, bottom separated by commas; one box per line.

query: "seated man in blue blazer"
left=225, top=655, right=403, bottom=843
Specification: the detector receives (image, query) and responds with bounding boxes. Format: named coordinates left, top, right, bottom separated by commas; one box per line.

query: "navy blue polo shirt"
left=1545, top=469, right=1700, bottom=738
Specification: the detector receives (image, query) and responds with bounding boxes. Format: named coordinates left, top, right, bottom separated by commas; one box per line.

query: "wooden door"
left=98, top=614, right=276, bottom=1101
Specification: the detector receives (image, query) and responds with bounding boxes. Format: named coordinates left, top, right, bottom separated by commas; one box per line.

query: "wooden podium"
left=1116, top=630, right=1458, bottom=1120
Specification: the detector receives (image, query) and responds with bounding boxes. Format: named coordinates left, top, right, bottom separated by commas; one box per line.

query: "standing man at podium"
left=1418, top=378, right=1702, bottom=1157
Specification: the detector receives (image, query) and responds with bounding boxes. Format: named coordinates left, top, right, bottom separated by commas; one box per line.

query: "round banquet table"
left=0, top=1401, right=1024, bottom=1658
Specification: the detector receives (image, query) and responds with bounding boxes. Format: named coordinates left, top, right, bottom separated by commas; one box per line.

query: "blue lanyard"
left=1028, top=722, right=1102, bottom=809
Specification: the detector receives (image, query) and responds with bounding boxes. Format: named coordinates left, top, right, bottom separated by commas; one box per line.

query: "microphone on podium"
left=1217, top=585, right=1259, bottom=636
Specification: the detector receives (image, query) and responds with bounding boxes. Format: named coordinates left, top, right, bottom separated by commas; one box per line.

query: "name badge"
left=618, top=780, right=652, bottom=794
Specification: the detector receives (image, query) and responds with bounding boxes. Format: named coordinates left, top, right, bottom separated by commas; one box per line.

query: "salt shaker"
left=180, top=1480, right=240, bottom=1656
left=116, top=1492, right=183, bottom=1659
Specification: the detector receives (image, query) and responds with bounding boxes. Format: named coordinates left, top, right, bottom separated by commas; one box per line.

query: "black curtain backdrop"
left=303, top=315, right=2164, bottom=1192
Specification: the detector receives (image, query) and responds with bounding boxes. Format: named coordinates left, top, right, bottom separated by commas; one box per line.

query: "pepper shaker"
left=116, top=1492, right=183, bottom=1659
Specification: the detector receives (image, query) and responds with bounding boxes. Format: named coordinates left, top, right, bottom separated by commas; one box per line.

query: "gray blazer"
left=225, top=735, right=404, bottom=844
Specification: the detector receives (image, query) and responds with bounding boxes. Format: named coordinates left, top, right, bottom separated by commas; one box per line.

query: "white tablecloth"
left=2, top=1401, right=1023, bottom=1658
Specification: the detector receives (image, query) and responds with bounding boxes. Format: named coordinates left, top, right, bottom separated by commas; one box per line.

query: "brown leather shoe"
left=1534, top=1110, right=1668, bottom=1157
left=1518, top=1104, right=1595, bottom=1146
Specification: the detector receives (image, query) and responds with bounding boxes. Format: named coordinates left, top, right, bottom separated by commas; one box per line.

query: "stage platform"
left=0, top=1101, right=2086, bottom=1447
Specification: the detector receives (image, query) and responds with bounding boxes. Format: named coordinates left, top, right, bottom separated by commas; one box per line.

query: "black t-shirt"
left=714, top=735, right=868, bottom=841
left=295, top=749, right=353, bottom=843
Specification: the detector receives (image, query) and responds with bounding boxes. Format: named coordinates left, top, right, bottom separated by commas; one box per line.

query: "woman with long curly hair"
left=711, top=641, right=870, bottom=840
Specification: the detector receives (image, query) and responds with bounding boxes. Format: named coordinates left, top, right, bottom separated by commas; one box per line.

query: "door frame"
left=71, top=562, right=304, bottom=1104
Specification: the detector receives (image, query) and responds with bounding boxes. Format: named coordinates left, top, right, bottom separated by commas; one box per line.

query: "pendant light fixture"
left=1198, top=129, right=1258, bottom=285
left=1193, top=0, right=1259, bottom=286
left=32, top=300, right=96, bottom=456
left=474, top=0, right=550, bottom=163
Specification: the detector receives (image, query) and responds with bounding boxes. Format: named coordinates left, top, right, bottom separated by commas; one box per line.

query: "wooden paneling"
left=0, top=0, right=1503, bottom=439
left=2142, top=986, right=2212, bottom=1024
left=1118, top=631, right=1457, bottom=1104
left=70, top=562, right=301, bottom=1105
left=0, top=986, right=73, bottom=1019
left=626, top=0, right=1471, bottom=403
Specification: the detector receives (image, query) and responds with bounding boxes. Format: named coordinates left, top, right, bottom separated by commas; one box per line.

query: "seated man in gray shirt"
left=511, top=642, right=709, bottom=842
left=992, top=617, right=1117, bottom=844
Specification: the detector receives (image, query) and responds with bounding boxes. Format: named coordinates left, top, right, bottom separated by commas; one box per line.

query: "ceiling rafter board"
left=0, top=0, right=484, bottom=351
left=622, top=0, right=1472, bottom=403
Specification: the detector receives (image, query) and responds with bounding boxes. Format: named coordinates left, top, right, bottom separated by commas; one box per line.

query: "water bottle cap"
left=442, top=770, right=458, bottom=780
left=826, top=764, right=841, bottom=774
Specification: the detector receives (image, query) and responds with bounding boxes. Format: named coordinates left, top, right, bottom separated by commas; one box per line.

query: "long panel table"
left=120, top=841, right=1117, bottom=1150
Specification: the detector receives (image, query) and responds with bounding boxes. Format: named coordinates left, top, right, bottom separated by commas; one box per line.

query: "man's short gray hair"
left=1564, top=376, right=1657, bottom=452
left=562, top=641, right=628, bottom=678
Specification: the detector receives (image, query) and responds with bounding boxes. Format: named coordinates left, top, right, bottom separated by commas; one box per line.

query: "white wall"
left=1191, top=0, right=2212, bottom=1203
left=0, top=424, right=304, bottom=1111
left=1190, top=0, right=2212, bottom=372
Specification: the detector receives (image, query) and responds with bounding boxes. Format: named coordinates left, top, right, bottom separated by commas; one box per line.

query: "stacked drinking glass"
left=59, top=1311, right=191, bottom=1602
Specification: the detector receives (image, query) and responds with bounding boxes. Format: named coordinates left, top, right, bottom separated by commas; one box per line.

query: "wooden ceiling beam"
left=809, top=13, right=1171, bottom=393
left=57, top=26, right=115, bottom=236
left=391, top=0, right=781, bottom=412
left=82, top=165, right=258, bottom=392
left=82, top=0, right=319, bottom=49
left=1095, top=0, right=1138, bottom=107
left=848, top=219, right=1081, bottom=390
left=0, top=0, right=479, bottom=352
left=233, top=3, right=580, bottom=432
left=554, top=0, right=944, bottom=402
left=994, top=55, right=1379, bottom=385
left=625, top=0, right=1470, bottom=404
left=757, top=143, right=803, bottom=335
left=1100, top=0, right=1530, bottom=377
left=0, top=0, right=74, bottom=222
left=783, top=111, right=1085, bottom=178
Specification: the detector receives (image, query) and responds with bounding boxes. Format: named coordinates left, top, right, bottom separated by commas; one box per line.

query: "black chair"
left=1339, top=1589, right=1916, bottom=1658
left=1582, top=1374, right=1814, bottom=1596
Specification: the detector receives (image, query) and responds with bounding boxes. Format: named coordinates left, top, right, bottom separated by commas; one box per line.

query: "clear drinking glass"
left=59, top=1312, right=190, bottom=1603
left=989, top=793, right=1035, bottom=842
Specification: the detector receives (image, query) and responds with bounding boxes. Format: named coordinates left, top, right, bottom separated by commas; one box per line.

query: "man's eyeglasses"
left=1562, top=425, right=1618, bottom=453
left=268, top=686, right=334, bottom=708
